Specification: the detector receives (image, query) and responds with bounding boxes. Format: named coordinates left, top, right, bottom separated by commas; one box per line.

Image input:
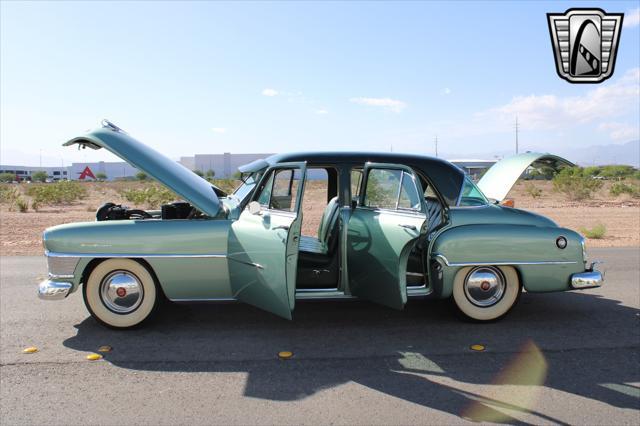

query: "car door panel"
left=228, top=163, right=306, bottom=319
left=347, top=163, right=427, bottom=309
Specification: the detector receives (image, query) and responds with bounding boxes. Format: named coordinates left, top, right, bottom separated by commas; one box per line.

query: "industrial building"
left=0, top=165, right=70, bottom=182
left=2, top=155, right=497, bottom=182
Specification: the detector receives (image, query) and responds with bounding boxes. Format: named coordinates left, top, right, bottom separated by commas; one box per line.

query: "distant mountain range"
left=441, top=140, right=639, bottom=168
left=556, top=140, right=639, bottom=167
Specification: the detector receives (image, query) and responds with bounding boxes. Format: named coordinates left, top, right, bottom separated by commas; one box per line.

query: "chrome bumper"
left=38, top=280, right=72, bottom=300
left=570, top=262, right=604, bottom=290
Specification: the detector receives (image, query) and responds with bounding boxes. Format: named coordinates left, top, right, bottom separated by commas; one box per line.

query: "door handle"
left=273, top=225, right=289, bottom=231
left=398, top=224, right=417, bottom=231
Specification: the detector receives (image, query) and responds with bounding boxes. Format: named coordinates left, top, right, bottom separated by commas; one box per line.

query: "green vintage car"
left=39, top=120, right=603, bottom=328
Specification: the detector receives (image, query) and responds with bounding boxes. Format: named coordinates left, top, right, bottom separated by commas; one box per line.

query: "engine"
left=96, top=201, right=200, bottom=221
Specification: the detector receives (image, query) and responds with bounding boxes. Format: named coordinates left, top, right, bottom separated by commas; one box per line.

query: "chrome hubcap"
left=464, top=266, right=505, bottom=307
left=99, top=270, right=143, bottom=314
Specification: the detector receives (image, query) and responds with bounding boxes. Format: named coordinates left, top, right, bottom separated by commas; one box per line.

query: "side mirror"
left=248, top=201, right=262, bottom=215
left=351, top=197, right=358, bottom=209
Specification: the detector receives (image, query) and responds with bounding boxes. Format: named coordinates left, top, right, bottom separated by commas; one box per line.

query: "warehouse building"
left=2, top=155, right=498, bottom=182
left=0, top=165, right=70, bottom=182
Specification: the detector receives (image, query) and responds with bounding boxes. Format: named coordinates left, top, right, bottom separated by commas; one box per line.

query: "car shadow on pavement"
left=64, top=290, right=639, bottom=422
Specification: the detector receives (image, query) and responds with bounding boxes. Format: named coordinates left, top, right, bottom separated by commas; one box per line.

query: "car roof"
left=265, top=151, right=465, bottom=205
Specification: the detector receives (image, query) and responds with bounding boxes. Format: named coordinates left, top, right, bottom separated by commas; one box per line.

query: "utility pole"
left=39, top=149, right=42, bottom=168
left=434, top=135, right=438, bottom=158
left=515, top=116, right=519, bottom=155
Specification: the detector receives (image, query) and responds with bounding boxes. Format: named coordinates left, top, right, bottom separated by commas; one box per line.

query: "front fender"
left=42, top=219, right=234, bottom=300
left=430, top=224, right=585, bottom=297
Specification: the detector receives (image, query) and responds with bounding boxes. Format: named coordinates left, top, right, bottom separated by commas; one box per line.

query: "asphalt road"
left=1, top=248, right=639, bottom=425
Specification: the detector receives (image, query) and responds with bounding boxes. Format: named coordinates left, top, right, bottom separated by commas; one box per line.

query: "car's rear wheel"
left=452, top=265, right=521, bottom=321
left=83, top=259, right=159, bottom=329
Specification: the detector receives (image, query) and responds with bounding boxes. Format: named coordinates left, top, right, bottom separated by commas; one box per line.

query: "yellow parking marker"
left=470, top=344, right=486, bottom=351
left=97, top=345, right=112, bottom=353
left=22, top=346, right=38, bottom=354
left=278, top=351, right=293, bottom=360
left=86, top=353, right=103, bottom=361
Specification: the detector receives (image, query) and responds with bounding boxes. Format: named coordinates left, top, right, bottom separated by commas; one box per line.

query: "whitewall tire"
left=83, top=259, right=159, bottom=329
left=452, top=265, right=521, bottom=321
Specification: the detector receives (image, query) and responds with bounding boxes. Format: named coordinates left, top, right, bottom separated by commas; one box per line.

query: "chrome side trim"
left=227, top=257, right=264, bottom=269
left=38, top=280, right=72, bottom=300
left=45, top=250, right=227, bottom=259
left=433, top=253, right=578, bottom=267
left=296, top=287, right=339, bottom=293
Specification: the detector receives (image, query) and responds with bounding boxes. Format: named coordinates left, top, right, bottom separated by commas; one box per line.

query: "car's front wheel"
left=83, top=259, right=159, bottom=329
left=452, top=265, right=521, bottom=321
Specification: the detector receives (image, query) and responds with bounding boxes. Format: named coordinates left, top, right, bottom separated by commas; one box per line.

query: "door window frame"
left=358, top=163, right=426, bottom=215
left=250, top=163, right=307, bottom=217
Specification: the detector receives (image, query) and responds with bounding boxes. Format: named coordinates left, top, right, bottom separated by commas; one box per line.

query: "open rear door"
left=477, top=152, right=573, bottom=202
left=347, top=163, right=427, bottom=309
left=227, top=163, right=306, bottom=319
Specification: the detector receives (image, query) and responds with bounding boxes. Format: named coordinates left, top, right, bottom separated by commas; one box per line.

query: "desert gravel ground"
left=1, top=180, right=638, bottom=256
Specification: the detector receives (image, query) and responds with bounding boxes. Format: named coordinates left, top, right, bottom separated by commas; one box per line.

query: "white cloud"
left=624, top=7, right=639, bottom=28
left=349, top=97, right=407, bottom=113
left=262, top=88, right=279, bottom=97
left=598, top=122, right=639, bottom=141
left=442, top=88, right=452, bottom=95
left=315, top=109, right=329, bottom=115
left=211, top=127, right=226, bottom=134
left=480, top=68, right=639, bottom=130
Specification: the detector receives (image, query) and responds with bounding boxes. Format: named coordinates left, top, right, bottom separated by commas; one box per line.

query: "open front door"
left=228, top=163, right=306, bottom=319
left=347, top=163, right=427, bottom=309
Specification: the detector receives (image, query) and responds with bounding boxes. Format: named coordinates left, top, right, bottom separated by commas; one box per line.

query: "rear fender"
left=430, top=224, right=585, bottom=297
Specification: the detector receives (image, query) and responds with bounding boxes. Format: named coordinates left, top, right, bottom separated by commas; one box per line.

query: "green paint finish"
left=348, top=209, right=425, bottom=309
left=227, top=162, right=307, bottom=320
left=44, top=219, right=230, bottom=255
left=431, top=223, right=585, bottom=295
left=148, top=257, right=232, bottom=299
left=477, top=152, right=573, bottom=201
left=64, top=126, right=222, bottom=217
left=44, top=219, right=233, bottom=298
left=449, top=205, right=558, bottom=228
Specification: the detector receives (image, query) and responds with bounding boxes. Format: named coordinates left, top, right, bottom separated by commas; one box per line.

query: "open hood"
left=477, top=152, right=573, bottom=202
left=64, top=120, right=222, bottom=217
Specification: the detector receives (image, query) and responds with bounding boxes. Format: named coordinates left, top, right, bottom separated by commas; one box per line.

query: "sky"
left=1, top=0, right=639, bottom=166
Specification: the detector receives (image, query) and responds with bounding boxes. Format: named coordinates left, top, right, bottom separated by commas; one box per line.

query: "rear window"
left=458, top=177, right=489, bottom=207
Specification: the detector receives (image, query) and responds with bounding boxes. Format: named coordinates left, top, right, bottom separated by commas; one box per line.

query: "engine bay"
left=96, top=201, right=204, bottom=221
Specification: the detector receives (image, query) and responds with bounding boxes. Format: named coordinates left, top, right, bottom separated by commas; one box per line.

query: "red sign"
left=78, top=166, right=96, bottom=180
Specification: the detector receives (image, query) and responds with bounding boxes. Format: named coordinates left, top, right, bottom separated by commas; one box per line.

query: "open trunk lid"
left=63, top=120, right=222, bottom=217
left=477, top=152, right=574, bottom=202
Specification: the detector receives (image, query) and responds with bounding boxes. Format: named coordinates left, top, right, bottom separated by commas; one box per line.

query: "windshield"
left=458, top=177, right=489, bottom=207
left=232, top=172, right=260, bottom=201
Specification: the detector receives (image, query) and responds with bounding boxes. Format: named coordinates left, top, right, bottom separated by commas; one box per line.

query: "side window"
left=363, top=168, right=421, bottom=211
left=254, top=168, right=302, bottom=212
left=397, top=173, right=421, bottom=210
left=256, top=172, right=274, bottom=207
left=270, top=169, right=301, bottom=212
